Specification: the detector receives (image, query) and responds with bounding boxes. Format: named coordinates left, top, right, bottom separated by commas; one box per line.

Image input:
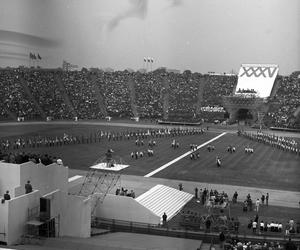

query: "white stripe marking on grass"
left=144, top=132, right=227, bottom=177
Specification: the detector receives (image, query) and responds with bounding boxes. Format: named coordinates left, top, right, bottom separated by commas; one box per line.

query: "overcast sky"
left=0, top=0, right=299, bottom=75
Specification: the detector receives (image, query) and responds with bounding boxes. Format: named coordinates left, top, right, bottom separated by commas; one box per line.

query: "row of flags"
left=144, top=57, right=154, bottom=63
left=29, top=52, right=42, bottom=60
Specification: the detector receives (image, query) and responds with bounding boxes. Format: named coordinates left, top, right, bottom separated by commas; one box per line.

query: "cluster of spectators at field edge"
left=223, top=236, right=296, bottom=250
left=0, top=68, right=299, bottom=127
left=0, top=151, right=62, bottom=166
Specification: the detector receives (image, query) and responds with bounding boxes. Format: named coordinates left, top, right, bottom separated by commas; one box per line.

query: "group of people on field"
left=240, top=131, right=299, bottom=155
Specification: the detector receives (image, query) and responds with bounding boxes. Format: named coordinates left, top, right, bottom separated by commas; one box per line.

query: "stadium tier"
left=0, top=68, right=299, bottom=128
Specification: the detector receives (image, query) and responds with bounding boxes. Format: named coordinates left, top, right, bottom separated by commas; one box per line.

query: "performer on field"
left=216, top=156, right=221, bottom=167
left=105, top=149, right=113, bottom=167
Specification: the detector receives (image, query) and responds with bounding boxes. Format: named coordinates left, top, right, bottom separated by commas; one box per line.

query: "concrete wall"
left=42, top=190, right=92, bottom=238
left=0, top=161, right=68, bottom=199
left=0, top=161, right=92, bottom=245
left=42, top=189, right=64, bottom=237
left=68, top=175, right=84, bottom=189
left=19, top=162, right=68, bottom=197
left=0, top=199, right=8, bottom=242
left=7, top=190, right=40, bottom=245
left=63, top=195, right=91, bottom=238
left=95, top=194, right=160, bottom=225
left=4, top=189, right=91, bottom=245
left=0, top=162, right=20, bottom=198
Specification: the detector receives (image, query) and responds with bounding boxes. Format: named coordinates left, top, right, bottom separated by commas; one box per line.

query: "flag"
left=147, top=57, right=151, bottom=63
left=29, top=52, right=33, bottom=59
left=32, top=53, right=37, bottom=60
left=37, top=54, right=42, bottom=60
left=151, top=58, right=154, bottom=63
left=143, top=57, right=146, bottom=62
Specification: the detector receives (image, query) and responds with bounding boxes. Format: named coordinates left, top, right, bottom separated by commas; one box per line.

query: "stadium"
left=0, top=1, right=300, bottom=250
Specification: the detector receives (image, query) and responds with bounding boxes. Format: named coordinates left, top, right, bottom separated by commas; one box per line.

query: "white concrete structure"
left=0, top=161, right=193, bottom=246
left=94, top=193, right=161, bottom=225
left=0, top=161, right=91, bottom=245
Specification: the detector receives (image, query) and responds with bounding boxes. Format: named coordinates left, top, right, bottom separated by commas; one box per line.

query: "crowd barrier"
left=93, top=217, right=300, bottom=245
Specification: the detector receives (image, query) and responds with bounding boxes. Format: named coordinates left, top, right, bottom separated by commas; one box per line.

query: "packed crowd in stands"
left=95, top=71, right=132, bottom=117
left=23, top=70, right=74, bottom=119
left=62, top=71, right=103, bottom=119
left=0, top=69, right=38, bottom=119
left=134, top=71, right=164, bottom=118
left=0, top=68, right=299, bottom=127
left=264, top=75, right=300, bottom=129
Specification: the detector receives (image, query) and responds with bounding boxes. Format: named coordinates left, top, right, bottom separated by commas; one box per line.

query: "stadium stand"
left=0, top=68, right=299, bottom=128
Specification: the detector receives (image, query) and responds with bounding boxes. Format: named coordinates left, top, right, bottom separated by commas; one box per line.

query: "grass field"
left=1, top=122, right=299, bottom=192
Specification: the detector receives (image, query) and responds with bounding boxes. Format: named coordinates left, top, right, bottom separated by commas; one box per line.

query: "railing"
left=93, top=217, right=300, bottom=245
left=94, top=217, right=216, bottom=242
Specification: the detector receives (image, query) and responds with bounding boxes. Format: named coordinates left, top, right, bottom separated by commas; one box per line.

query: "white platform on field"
left=135, top=184, right=194, bottom=221
left=90, top=163, right=129, bottom=171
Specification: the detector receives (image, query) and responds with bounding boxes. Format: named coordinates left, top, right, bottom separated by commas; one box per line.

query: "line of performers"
left=240, top=131, right=299, bottom=155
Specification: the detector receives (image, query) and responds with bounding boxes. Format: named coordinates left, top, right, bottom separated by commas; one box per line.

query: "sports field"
left=1, top=121, right=299, bottom=192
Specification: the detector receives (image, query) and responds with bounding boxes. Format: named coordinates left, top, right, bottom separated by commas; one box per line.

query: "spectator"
left=162, top=212, right=167, bottom=227
left=232, top=191, right=238, bottom=203
left=260, top=220, right=264, bottom=231
left=219, top=231, right=225, bottom=249
left=261, top=194, right=265, bottom=205
left=25, top=180, right=33, bottom=194
left=194, top=187, right=198, bottom=199
left=57, top=158, right=63, bottom=165
left=285, top=237, right=297, bottom=250
left=4, top=190, right=11, bottom=200
left=255, top=198, right=260, bottom=212
left=252, top=220, right=257, bottom=233
left=205, top=218, right=211, bottom=231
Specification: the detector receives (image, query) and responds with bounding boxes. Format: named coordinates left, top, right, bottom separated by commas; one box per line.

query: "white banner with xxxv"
left=235, top=64, right=279, bottom=98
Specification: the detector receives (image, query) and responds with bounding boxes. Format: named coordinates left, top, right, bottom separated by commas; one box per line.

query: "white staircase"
left=135, top=184, right=193, bottom=221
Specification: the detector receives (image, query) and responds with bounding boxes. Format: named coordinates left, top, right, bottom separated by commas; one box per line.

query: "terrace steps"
left=19, top=77, right=47, bottom=119
left=161, top=78, right=170, bottom=120
left=195, top=77, right=207, bottom=115
left=89, top=74, right=108, bottom=117
left=54, top=73, right=77, bottom=118
left=127, top=76, right=138, bottom=117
